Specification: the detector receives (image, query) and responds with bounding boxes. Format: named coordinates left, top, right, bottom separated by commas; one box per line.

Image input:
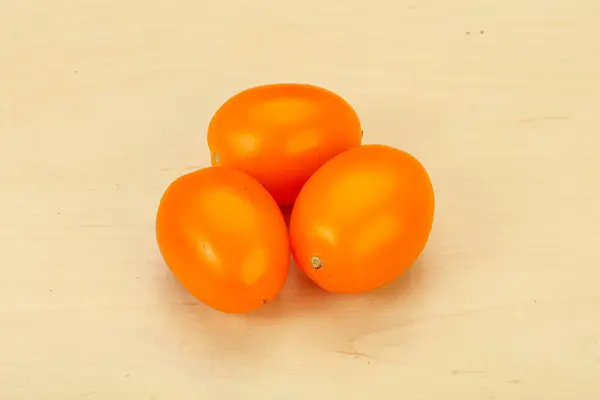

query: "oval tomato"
left=289, top=144, right=435, bottom=294
left=207, top=83, right=363, bottom=205
left=156, top=167, right=290, bottom=313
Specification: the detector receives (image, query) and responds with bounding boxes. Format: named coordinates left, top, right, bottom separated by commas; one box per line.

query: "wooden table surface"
left=2, top=1, right=600, bottom=398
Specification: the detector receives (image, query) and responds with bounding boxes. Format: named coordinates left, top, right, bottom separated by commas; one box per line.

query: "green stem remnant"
left=311, top=256, right=323, bottom=270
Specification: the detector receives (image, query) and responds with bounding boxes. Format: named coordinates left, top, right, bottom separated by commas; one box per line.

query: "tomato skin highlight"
left=289, top=144, right=435, bottom=294
left=156, top=167, right=290, bottom=313
left=207, top=83, right=363, bottom=205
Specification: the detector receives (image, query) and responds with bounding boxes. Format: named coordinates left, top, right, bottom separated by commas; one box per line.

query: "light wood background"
left=2, top=0, right=599, bottom=398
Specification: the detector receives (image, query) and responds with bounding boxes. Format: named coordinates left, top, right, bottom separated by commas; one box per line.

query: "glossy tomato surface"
left=207, top=83, right=363, bottom=205
left=156, top=167, right=290, bottom=313
left=289, top=144, right=435, bottom=294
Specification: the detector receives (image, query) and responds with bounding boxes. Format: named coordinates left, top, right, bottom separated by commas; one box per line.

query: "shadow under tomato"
left=244, top=254, right=428, bottom=322
left=242, top=257, right=336, bottom=320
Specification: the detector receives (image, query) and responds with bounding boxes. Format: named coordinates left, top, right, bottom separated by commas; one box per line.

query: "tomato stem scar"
left=311, top=256, right=323, bottom=270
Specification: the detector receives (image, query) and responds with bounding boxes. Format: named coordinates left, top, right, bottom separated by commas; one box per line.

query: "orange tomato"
left=207, top=83, right=363, bottom=205
left=155, top=167, right=290, bottom=313
left=289, top=144, right=435, bottom=294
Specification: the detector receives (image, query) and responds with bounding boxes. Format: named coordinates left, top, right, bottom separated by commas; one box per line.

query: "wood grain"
left=1, top=0, right=599, bottom=398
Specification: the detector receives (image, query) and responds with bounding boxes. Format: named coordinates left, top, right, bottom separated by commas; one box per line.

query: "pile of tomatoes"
left=156, top=83, right=435, bottom=313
